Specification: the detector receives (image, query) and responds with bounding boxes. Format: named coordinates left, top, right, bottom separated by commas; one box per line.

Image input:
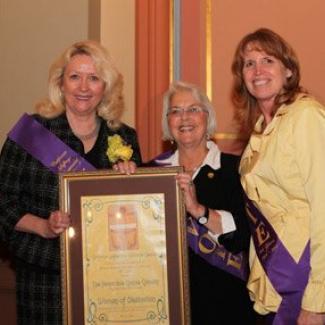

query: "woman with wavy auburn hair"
left=231, top=28, right=325, bottom=324
left=0, top=40, right=141, bottom=324
left=231, top=27, right=303, bottom=136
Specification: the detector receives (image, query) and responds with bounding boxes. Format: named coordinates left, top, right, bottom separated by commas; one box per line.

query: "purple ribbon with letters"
left=245, top=194, right=310, bottom=325
left=8, top=113, right=96, bottom=173
left=187, top=217, right=248, bottom=280
left=153, top=152, right=248, bottom=281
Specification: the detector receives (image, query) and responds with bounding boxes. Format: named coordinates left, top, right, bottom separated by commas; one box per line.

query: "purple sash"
left=187, top=217, right=248, bottom=280
left=245, top=195, right=310, bottom=325
left=153, top=153, right=248, bottom=281
left=8, top=113, right=96, bottom=173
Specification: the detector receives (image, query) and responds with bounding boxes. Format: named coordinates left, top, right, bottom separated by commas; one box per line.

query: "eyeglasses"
left=167, top=105, right=207, bottom=117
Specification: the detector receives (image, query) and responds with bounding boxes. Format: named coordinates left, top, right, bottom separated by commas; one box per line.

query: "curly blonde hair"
left=36, top=40, right=124, bottom=129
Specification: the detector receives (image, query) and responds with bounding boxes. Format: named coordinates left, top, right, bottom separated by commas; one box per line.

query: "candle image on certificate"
left=107, top=204, right=139, bottom=251
left=81, top=194, right=170, bottom=324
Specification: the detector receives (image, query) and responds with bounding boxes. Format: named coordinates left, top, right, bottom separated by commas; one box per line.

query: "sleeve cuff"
left=302, top=279, right=325, bottom=312
left=208, top=210, right=236, bottom=243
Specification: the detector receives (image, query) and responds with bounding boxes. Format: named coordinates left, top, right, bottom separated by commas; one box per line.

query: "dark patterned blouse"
left=0, top=113, right=142, bottom=271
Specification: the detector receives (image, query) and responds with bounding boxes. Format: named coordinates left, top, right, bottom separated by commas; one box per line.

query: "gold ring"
left=189, top=180, right=194, bottom=186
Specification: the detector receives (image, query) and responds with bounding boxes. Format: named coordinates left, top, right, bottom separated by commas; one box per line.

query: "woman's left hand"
left=297, top=309, right=325, bottom=325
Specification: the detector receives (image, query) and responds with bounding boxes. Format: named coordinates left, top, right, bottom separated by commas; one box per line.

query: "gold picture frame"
left=59, top=167, right=190, bottom=324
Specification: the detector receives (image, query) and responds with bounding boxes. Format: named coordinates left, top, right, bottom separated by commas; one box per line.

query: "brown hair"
left=231, top=28, right=304, bottom=136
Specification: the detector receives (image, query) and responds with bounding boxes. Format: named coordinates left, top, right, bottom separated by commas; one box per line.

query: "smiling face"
left=61, top=54, right=105, bottom=117
left=167, top=90, right=208, bottom=149
left=242, top=47, right=292, bottom=111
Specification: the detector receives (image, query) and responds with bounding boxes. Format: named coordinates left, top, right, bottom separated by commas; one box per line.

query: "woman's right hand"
left=15, top=211, right=71, bottom=239
left=176, top=172, right=202, bottom=216
left=112, top=160, right=137, bottom=175
left=44, top=210, right=71, bottom=238
left=297, top=309, right=325, bottom=325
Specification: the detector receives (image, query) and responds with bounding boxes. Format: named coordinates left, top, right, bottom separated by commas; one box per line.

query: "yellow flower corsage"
left=106, top=134, right=133, bottom=163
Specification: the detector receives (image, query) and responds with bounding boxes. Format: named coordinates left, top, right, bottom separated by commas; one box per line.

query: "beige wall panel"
left=0, top=0, right=88, bottom=147
left=211, top=0, right=325, bottom=135
left=0, top=2, right=90, bottom=321
left=100, top=0, right=135, bottom=127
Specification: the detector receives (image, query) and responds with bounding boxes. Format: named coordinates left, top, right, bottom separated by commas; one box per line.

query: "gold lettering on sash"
left=58, top=157, right=71, bottom=171
left=187, top=217, right=199, bottom=236
left=215, top=243, right=227, bottom=260
left=198, top=233, right=216, bottom=254
left=51, top=151, right=68, bottom=167
left=256, top=223, right=270, bottom=246
left=227, top=253, right=242, bottom=270
left=259, top=238, right=277, bottom=261
left=246, top=204, right=278, bottom=261
left=246, top=205, right=258, bottom=224
left=263, top=238, right=276, bottom=253
left=50, top=151, right=84, bottom=172
left=191, top=229, right=245, bottom=273
left=68, top=157, right=81, bottom=171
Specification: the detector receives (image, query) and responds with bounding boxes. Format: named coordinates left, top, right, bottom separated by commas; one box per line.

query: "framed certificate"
left=59, top=167, right=190, bottom=325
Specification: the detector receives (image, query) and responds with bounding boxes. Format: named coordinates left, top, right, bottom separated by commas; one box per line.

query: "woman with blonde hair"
left=0, top=40, right=141, bottom=324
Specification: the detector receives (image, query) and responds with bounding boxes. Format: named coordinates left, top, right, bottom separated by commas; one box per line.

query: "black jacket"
left=0, top=113, right=142, bottom=270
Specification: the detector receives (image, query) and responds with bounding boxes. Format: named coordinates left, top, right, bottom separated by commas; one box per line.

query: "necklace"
left=181, top=155, right=207, bottom=174
left=72, top=120, right=100, bottom=141
left=179, top=146, right=208, bottom=174
left=184, top=166, right=199, bottom=173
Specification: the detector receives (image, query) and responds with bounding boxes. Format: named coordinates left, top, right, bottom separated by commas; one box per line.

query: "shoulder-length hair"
left=231, top=28, right=304, bottom=135
left=162, top=80, right=217, bottom=140
left=36, top=40, right=124, bottom=129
